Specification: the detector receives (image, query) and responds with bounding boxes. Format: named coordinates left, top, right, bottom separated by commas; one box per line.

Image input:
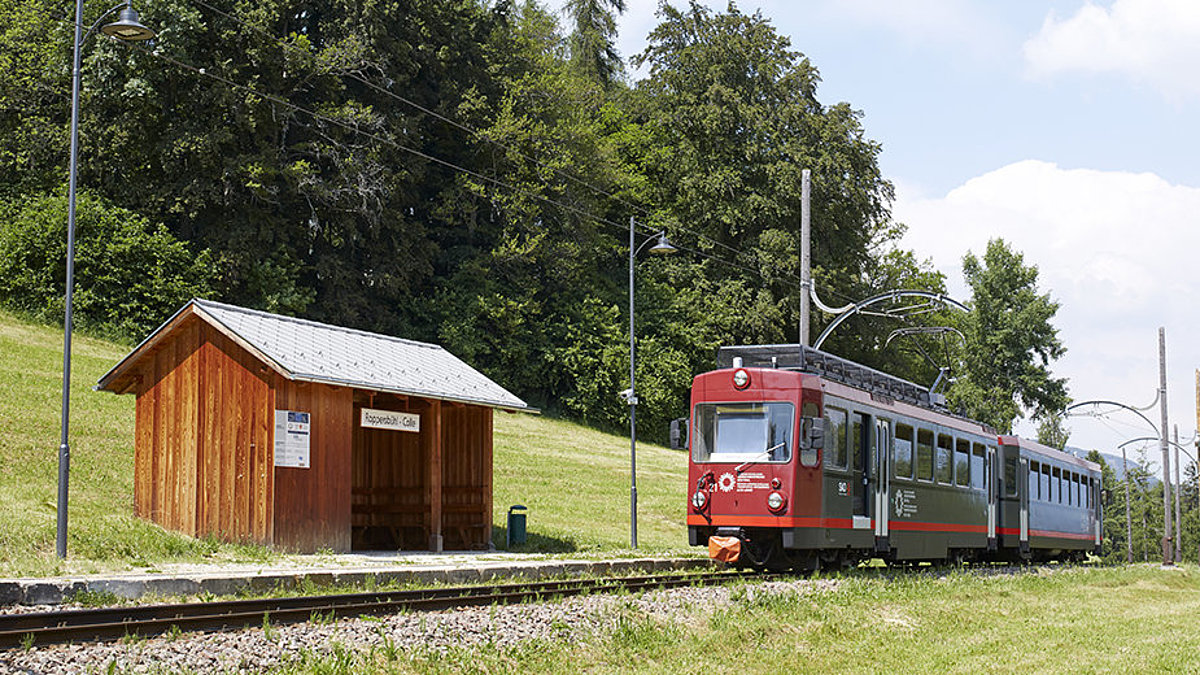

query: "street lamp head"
left=648, top=233, right=677, bottom=255
left=100, top=4, right=156, bottom=41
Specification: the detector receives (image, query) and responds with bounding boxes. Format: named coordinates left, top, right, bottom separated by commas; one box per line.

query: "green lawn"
left=0, top=309, right=691, bottom=578
left=277, top=564, right=1200, bottom=674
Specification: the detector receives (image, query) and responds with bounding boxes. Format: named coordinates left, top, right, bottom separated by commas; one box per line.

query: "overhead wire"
left=38, top=2, right=918, bottom=310
left=184, top=0, right=753, bottom=263
left=40, top=5, right=804, bottom=292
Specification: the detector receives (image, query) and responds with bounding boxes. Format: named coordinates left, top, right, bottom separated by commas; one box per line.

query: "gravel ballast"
left=0, top=578, right=838, bottom=674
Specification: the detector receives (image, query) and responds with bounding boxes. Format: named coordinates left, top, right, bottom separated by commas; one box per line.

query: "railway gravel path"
left=0, top=578, right=838, bottom=674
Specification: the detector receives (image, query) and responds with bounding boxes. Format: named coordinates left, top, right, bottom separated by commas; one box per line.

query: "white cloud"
left=825, top=0, right=999, bottom=50
left=895, top=160, right=1200, bottom=450
left=1024, top=0, right=1200, bottom=98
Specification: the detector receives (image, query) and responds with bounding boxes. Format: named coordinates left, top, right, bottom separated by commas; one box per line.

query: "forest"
left=0, top=0, right=1068, bottom=440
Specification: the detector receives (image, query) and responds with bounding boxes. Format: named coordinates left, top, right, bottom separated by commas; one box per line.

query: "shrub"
left=0, top=189, right=213, bottom=340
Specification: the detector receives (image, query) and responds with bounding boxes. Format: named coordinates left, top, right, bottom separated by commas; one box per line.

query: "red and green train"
left=684, top=345, right=1101, bottom=571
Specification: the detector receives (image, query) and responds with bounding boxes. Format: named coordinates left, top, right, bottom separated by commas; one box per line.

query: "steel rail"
left=0, top=571, right=762, bottom=649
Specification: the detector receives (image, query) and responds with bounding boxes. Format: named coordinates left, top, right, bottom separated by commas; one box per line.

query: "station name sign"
left=360, top=407, right=420, bottom=433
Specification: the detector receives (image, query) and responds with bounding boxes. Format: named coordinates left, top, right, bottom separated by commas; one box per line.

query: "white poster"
left=360, top=407, right=420, bottom=433
left=274, top=410, right=311, bottom=468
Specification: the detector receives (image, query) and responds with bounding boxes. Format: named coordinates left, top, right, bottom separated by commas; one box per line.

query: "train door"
left=851, top=412, right=871, bottom=524
left=873, top=418, right=891, bottom=545
left=1019, top=457, right=1030, bottom=552
left=986, top=446, right=997, bottom=546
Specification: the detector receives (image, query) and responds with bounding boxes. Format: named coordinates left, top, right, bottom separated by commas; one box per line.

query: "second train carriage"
left=684, top=344, right=1101, bottom=570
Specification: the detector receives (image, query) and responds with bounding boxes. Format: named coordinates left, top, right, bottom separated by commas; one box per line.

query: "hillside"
left=0, top=310, right=691, bottom=578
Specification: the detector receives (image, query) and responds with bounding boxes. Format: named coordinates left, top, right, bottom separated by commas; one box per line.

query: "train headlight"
left=766, top=491, right=786, bottom=512
left=732, top=368, right=750, bottom=389
left=691, top=490, right=708, bottom=511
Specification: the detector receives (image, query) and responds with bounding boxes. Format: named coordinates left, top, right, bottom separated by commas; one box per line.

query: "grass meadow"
left=265, top=564, right=1200, bottom=674
left=0, top=309, right=691, bottom=577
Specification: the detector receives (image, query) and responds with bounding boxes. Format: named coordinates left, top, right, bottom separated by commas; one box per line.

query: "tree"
left=564, top=0, right=626, bottom=85
left=1037, top=414, right=1071, bottom=450
left=0, top=190, right=213, bottom=339
left=2, top=0, right=513, bottom=333
left=949, top=239, right=1069, bottom=432
left=0, top=0, right=71, bottom=200
left=0, top=0, right=921, bottom=441
left=627, top=1, right=908, bottom=368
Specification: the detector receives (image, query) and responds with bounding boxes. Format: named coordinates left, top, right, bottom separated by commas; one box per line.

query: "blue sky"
left=549, top=0, right=1200, bottom=459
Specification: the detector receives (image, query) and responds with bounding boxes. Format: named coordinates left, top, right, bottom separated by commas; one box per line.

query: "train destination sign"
left=361, top=407, right=421, bottom=433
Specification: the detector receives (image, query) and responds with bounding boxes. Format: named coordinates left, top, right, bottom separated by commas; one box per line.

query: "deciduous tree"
left=949, top=238, right=1069, bottom=432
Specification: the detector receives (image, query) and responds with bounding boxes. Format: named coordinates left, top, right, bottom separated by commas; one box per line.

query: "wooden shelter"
left=97, top=299, right=530, bottom=553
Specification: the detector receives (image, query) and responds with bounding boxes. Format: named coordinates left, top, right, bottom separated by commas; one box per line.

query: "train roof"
left=716, top=344, right=996, bottom=434
left=998, top=435, right=1102, bottom=474
left=718, top=344, right=936, bottom=407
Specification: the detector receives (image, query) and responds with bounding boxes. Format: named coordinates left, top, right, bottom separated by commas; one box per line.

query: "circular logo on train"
left=717, top=472, right=736, bottom=493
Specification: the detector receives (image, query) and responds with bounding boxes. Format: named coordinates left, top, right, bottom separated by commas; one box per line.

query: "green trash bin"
left=506, top=504, right=528, bottom=549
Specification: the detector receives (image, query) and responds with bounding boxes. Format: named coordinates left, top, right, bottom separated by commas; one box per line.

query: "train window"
left=692, top=402, right=795, bottom=464
left=1073, top=473, right=1081, bottom=506
left=852, top=413, right=867, bottom=472
left=1069, top=473, right=1077, bottom=506
left=917, top=429, right=934, bottom=481
left=1052, top=467, right=1061, bottom=503
left=824, top=407, right=848, bottom=469
left=1030, top=462, right=1041, bottom=500
left=971, top=444, right=985, bottom=490
left=895, top=424, right=914, bottom=479
left=1041, top=465, right=1050, bottom=503
left=800, top=403, right=820, bottom=466
left=1004, top=454, right=1017, bottom=497
left=955, top=439, right=970, bottom=487
left=936, top=434, right=953, bottom=484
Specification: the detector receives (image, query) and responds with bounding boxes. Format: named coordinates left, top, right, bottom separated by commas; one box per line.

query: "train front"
left=686, top=363, right=825, bottom=570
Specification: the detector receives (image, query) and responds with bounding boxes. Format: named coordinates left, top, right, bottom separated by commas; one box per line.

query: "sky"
left=549, top=0, right=1200, bottom=462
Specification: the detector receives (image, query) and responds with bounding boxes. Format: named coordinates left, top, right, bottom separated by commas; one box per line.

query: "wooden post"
left=428, top=399, right=443, bottom=552
left=483, top=407, right=494, bottom=549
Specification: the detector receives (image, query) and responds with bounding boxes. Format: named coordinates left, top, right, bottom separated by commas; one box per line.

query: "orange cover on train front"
left=708, top=536, right=741, bottom=563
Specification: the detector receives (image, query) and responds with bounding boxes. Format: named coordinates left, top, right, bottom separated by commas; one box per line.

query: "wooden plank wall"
left=350, top=394, right=427, bottom=550
left=195, top=326, right=273, bottom=544
left=272, top=379, right=353, bottom=552
left=134, top=318, right=274, bottom=544
left=440, top=404, right=492, bottom=550
left=133, top=318, right=201, bottom=535
left=349, top=397, right=493, bottom=550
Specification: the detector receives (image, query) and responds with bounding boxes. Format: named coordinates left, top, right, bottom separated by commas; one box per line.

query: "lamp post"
left=57, top=0, right=156, bottom=559
left=626, top=216, right=677, bottom=549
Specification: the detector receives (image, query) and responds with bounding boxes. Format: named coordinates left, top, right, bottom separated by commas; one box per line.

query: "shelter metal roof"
left=97, top=298, right=531, bottom=411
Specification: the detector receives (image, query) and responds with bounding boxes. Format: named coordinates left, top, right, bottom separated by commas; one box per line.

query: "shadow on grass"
left=492, top=527, right=577, bottom=553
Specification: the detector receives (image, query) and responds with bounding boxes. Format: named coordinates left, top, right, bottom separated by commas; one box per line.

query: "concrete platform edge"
left=0, top=558, right=719, bottom=606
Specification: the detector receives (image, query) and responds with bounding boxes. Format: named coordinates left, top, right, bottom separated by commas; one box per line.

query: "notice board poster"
left=274, top=410, right=311, bottom=468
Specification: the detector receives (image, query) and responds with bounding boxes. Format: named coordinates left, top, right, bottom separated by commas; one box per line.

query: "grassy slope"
left=0, top=309, right=690, bottom=578
left=378, top=565, right=1200, bottom=674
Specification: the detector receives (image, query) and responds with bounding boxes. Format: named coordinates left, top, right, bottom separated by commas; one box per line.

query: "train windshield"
left=692, top=402, right=794, bottom=463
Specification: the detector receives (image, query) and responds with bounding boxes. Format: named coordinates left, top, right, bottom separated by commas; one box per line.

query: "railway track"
left=0, top=570, right=765, bottom=649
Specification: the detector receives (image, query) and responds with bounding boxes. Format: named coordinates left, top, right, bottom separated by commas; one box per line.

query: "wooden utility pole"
left=799, top=169, right=811, bottom=346
left=1159, top=327, right=1173, bottom=566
